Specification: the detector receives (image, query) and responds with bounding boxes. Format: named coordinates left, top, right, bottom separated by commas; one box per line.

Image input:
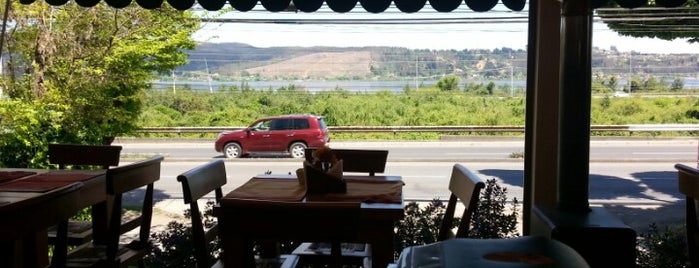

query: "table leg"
left=370, top=221, right=396, bottom=268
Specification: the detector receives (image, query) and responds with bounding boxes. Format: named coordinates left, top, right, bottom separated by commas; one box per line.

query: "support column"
left=530, top=1, right=637, bottom=267
left=524, top=0, right=562, bottom=236
left=557, top=0, right=592, bottom=212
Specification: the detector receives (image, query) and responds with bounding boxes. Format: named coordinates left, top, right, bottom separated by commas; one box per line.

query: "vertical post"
left=0, top=0, right=11, bottom=93
left=415, top=55, right=419, bottom=90
left=171, top=71, right=176, bottom=95
left=557, top=0, right=591, bottom=212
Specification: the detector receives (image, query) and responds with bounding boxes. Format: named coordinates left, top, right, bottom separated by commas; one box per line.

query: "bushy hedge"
left=141, top=88, right=699, bottom=132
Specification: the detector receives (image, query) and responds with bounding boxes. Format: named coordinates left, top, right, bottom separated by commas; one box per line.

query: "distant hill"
left=173, top=42, right=699, bottom=81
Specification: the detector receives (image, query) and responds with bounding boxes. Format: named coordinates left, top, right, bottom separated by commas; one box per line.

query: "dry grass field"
left=244, top=51, right=373, bottom=79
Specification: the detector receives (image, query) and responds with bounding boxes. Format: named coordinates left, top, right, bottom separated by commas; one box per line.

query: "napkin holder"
left=303, top=160, right=346, bottom=194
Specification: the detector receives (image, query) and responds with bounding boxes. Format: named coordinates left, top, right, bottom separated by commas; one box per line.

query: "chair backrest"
left=217, top=198, right=361, bottom=268
left=177, top=160, right=227, bottom=268
left=438, top=163, right=486, bottom=241
left=104, top=155, right=163, bottom=263
left=48, top=143, right=122, bottom=169
left=675, top=163, right=699, bottom=267
left=305, top=148, right=388, bottom=176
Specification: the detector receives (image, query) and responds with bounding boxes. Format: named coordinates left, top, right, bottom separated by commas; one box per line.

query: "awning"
left=17, top=0, right=692, bottom=13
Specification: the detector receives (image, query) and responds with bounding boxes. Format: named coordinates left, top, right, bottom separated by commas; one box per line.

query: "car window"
left=270, top=119, right=292, bottom=130
left=293, top=119, right=310, bottom=130
left=251, top=120, right=271, bottom=131
left=317, top=118, right=327, bottom=130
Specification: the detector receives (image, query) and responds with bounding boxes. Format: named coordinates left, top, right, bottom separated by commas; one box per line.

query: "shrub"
left=636, top=223, right=689, bottom=268
left=469, top=178, right=520, bottom=238
left=393, top=178, right=520, bottom=256
left=146, top=201, right=219, bottom=267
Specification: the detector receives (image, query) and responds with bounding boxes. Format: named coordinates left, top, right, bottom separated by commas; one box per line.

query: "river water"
left=151, top=79, right=528, bottom=93
left=152, top=78, right=699, bottom=93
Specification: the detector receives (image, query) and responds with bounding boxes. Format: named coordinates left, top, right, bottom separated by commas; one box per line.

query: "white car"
left=613, top=91, right=630, bottom=98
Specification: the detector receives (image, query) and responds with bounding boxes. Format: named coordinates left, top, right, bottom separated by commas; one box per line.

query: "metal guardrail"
left=135, top=124, right=699, bottom=135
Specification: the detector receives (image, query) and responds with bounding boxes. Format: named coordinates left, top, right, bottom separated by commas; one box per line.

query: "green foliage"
left=147, top=201, right=220, bottom=267
left=469, top=178, right=520, bottom=238
left=393, top=199, right=452, bottom=253
left=636, top=223, right=689, bottom=268
left=0, top=2, right=199, bottom=167
left=138, top=89, right=699, bottom=138
left=394, top=178, right=520, bottom=257
left=0, top=100, right=60, bottom=168
left=436, top=75, right=461, bottom=91
left=147, top=221, right=199, bottom=267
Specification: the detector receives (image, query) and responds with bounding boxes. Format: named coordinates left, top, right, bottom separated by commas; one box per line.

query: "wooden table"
left=0, top=169, right=107, bottom=268
left=214, top=174, right=405, bottom=268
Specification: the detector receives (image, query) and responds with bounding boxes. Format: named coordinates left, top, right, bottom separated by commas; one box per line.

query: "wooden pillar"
left=530, top=1, right=637, bottom=267
left=524, top=0, right=561, bottom=234
left=557, top=0, right=591, bottom=212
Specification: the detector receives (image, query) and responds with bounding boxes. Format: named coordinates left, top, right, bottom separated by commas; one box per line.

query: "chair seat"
left=48, top=220, right=93, bottom=245
left=64, top=243, right=147, bottom=267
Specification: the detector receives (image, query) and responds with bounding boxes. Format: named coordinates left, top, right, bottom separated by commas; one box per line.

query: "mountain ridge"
left=174, top=42, right=699, bottom=81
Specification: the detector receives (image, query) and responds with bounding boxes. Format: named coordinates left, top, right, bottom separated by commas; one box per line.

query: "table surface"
left=230, top=174, right=405, bottom=212
left=0, top=169, right=105, bottom=212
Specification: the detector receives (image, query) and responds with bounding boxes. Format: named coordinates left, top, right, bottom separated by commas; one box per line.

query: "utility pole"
left=172, top=71, right=176, bottom=95
left=510, top=51, right=514, bottom=97
left=415, top=55, right=419, bottom=90
left=205, top=58, right=213, bottom=93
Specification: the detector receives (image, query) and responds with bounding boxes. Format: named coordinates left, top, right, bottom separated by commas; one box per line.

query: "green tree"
left=671, top=78, right=684, bottom=90
left=0, top=2, right=199, bottom=167
left=436, top=75, right=460, bottom=91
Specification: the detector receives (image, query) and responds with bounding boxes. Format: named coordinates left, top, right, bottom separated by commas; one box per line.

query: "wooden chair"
left=216, top=198, right=361, bottom=268
left=177, top=160, right=299, bottom=268
left=177, top=160, right=226, bottom=268
left=47, top=143, right=122, bottom=247
left=304, top=148, right=388, bottom=176
left=296, top=148, right=388, bottom=267
left=676, top=163, right=699, bottom=268
left=437, top=163, right=486, bottom=241
left=64, top=155, right=163, bottom=268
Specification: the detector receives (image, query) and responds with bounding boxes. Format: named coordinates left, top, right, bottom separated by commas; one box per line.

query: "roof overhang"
left=16, top=0, right=691, bottom=12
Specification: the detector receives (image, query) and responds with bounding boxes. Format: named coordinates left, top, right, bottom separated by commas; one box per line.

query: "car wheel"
left=289, top=142, right=307, bottom=159
left=223, top=143, right=242, bottom=158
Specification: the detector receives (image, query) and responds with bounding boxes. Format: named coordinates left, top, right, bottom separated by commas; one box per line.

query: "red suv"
left=215, top=114, right=330, bottom=158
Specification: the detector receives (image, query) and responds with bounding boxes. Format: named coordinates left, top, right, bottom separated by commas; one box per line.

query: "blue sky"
left=193, top=5, right=698, bottom=54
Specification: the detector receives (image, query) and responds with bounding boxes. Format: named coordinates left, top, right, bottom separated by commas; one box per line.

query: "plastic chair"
left=46, top=143, right=122, bottom=247
left=437, top=163, right=486, bottom=241
left=295, top=148, right=389, bottom=267
left=676, top=163, right=699, bottom=268
left=64, top=155, right=163, bottom=268
left=177, top=160, right=299, bottom=268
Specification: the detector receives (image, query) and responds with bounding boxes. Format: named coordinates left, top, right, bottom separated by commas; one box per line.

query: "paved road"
left=115, top=138, right=694, bottom=232
left=115, top=137, right=698, bottom=162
